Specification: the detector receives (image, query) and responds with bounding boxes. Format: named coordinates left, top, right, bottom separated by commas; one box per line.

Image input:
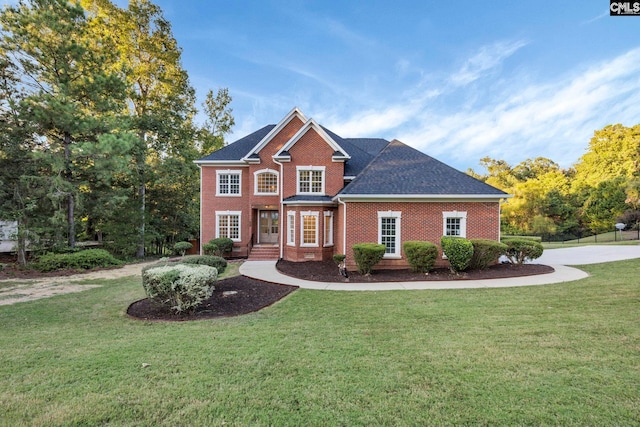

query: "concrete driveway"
left=535, top=245, right=640, bottom=265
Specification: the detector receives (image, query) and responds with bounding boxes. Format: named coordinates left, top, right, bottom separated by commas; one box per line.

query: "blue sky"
left=34, top=1, right=640, bottom=170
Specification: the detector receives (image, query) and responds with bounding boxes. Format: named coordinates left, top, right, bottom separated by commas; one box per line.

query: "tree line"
left=468, top=124, right=640, bottom=241
left=0, top=0, right=233, bottom=264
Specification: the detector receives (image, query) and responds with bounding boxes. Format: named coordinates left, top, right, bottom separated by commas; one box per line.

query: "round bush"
left=141, top=263, right=217, bottom=313
left=352, top=243, right=386, bottom=275
left=403, top=241, right=438, bottom=273
left=441, top=236, right=473, bottom=273
left=179, top=255, right=227, bottom=274
left=204, top=238, right=234, bottom=257
left=173, top=241, right=193, bottom=256
left=468, top=239, right=508, bottom=270
left=502, top=238, right=544, bottom=264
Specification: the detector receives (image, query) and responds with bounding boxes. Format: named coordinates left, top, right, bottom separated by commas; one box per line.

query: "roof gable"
left=339, top=139, right=508, bottom=197
left=195, top=125, right=275, bottom=163
left=273, top=118, right=351, bottom=161
left=242, top=107, right=307, bottom=161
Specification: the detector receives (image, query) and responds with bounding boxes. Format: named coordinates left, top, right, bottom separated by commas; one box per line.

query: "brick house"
left=195, top=107, right=509, bottom=270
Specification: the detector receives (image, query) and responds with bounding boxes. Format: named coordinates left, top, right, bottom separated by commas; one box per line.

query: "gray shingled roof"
left=197, top=125, right=275, bottom=161
left=339, top=140, right=508, bottom=196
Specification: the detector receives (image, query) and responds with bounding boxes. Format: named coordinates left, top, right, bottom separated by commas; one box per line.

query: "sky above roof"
left=45, top=1, right=640, bottom=170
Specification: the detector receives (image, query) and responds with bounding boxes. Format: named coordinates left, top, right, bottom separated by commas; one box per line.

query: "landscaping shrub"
left=403, top=241, right=438, bottom=273
left=173, top=241, right=193, bottom=256
left=332, top=254, right=346, bottom=265
left=468, top=239, right=508, bottom=270
left=352, top=243, right=386, bottom=275
left=503, top=238, right=544, bottom=264
left=141, top=263, right=217, bottom=313
left=203, top=238, right=234, bottom=257
left=441, top=236, right=473, bottom=273
left=179, top=255, right=227, bottom=274
left=36, top=249, right=122, bottom=272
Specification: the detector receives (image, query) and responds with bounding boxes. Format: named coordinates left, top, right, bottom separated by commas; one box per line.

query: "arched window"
left=254, top=169, right=279, bottom=195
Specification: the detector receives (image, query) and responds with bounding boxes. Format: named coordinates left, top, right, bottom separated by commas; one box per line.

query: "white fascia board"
left=193, top=160, right=249, bottom=167
left=332, top=194, right=512, bottom=202
left=274, top=119, right=351, bottom=160
left=242, top=107, right=308, bottom=161
left=282, top=200, right=338, bottom=207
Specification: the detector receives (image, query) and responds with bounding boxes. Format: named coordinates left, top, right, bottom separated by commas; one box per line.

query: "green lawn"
left=0, top=260, right=639, bottom=426
left=542, top=231, right=640, bottom=249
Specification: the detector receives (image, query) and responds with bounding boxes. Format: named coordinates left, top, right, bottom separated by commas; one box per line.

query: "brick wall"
left=341, top=200, right=501, bottom=270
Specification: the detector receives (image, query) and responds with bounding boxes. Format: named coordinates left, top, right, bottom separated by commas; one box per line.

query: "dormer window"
left=297, top=166, right=325, bottom=195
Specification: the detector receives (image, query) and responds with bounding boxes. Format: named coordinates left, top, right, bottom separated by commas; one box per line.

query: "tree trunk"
left=136, top=133, right=146, bottom=258
left=64, top=131, right=75, bottom=248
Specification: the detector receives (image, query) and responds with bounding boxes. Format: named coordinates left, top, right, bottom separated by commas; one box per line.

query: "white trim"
left=296, top=166, right=326, bottom=195
left=442, top=211, right=467, bottom=238
left=253, top=168, right=279, bottom=195
left=199, top=166, right=204, bottom=254
left=378, top=211, right=402, bottom=259
left=274, top=118, right=350, bottom=160
left=300, top=211, right=319, bottom=247
left=323, top=211, right=334, bottom=247
left=216, top=170, right=242, bottom=197
left=194, top=160, right=249, bottom=166
left=287, top=211, right=296, bottom=246
left=242, top=107, right=308, bottom=160
left=215, top=211, right=242, bottom=242
left=334, top=194, right=510, bottom=202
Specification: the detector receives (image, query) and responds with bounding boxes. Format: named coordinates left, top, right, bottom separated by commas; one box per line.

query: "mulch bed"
left=276, top=260, right=554, bottom=282
left=127, top=276, right=298, bottom=321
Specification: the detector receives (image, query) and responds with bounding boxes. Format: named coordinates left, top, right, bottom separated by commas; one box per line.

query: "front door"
left=259, top=210, right=279, bottom=244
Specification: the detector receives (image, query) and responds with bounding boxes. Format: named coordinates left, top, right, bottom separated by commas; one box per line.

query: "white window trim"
left=253, top=168, right=279, bottom=195
left=378, top=211, right=402, bottom=259
left=442, top=211, right=467, bottom=238
left=216, top=170, right=242, bottom=197
left=296, top=166, right=326, bottom=195
left=287, top=211, right=296, bottom=246
left=300, top=211, right=319, bottom=247
left=215, top=210, right=242, bottom=242
left=323, top=211, right=334, bottom=247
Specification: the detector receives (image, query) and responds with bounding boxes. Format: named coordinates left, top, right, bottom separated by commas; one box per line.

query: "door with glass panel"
left=259, top=210, right=279, bottom=244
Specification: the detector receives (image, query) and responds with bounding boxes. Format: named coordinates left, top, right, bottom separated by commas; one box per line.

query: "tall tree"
left=199, top=87, right=235, bottom=155
left=0, top=0, right=126, bottom=248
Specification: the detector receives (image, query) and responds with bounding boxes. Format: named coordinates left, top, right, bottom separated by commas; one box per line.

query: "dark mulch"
left=127, top=276, right=298, bottom=322
left=276, top=259, right=555, bottom=283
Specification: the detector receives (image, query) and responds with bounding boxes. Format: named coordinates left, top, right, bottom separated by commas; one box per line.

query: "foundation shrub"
left=441, top=236, right=473, bottom=273
left=173, top=241, right=193, bottom=256
left=204, top=238, right=234, bottom=257
left=403, top=241, right=438, bottom=273
left=179, top=255, right=227, bottom=274
left=502, top=238, right=544, bottom=264
left=141, top=263, right=217, bottom=313
left=468, top=239, right=508, bottom=270
left=352, top=243, right=386, bottom=275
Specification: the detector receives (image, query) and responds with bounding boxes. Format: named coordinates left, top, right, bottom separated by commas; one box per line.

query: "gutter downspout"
left=197, top=164, right=203, bottom=254
left=337, top=197, right=347, bottom=256
left=273, top=158, right=285, bottom=260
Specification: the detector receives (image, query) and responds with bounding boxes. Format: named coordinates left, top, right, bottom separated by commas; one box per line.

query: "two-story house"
left=195, top=107, right=509, bottom=271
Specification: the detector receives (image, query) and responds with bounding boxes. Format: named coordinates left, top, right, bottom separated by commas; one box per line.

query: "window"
left=216, top=211, right=241, bottom=242
left=297, top=166, right=325, bottom=195
left=254, top=169, right=279, bottom=195
left=300, top=211, right=319, bottom=247
left=287, top=211, right=295, bottom=246
left=442, top=211, right=467, bottom=237
left=216, top=170, right=241, bottom=196
left=378, top=211, right=401, bottom=258
left=324, top=211, right=334, bottom=247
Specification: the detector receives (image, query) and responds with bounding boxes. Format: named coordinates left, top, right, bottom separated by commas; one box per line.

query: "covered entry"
left=258, top=210, right=279, bottom=244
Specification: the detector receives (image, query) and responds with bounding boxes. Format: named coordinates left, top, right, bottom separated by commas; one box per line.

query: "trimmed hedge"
left=35, top=249, right=122, bottom=272
left=403, top=241, right=438, bottom=273
left=468, top=239, right=508, bottom=270
left=142, top=263, right=217, bottom=313
left=173, top=241, right=193, bottom=256
left=179, top=255, right=227, bottom=274
left=352, top=243, right=386, bottom=275
left=441, top=236, right=473, bottom=273
left=503, top=238, right=544, bottom=264
left=203, top=238, right=234, bottom=257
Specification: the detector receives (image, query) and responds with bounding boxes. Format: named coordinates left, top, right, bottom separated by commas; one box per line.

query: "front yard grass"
left=0, top=259, right=638, bottom=426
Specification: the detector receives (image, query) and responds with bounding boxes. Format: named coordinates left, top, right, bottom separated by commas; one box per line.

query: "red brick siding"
left=282, top=206, right=337, bottom=262
left=341, top=201, right=501, bottom=270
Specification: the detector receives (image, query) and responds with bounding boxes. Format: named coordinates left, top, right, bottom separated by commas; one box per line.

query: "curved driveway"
left=240, top=245, right=640, bottom=291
